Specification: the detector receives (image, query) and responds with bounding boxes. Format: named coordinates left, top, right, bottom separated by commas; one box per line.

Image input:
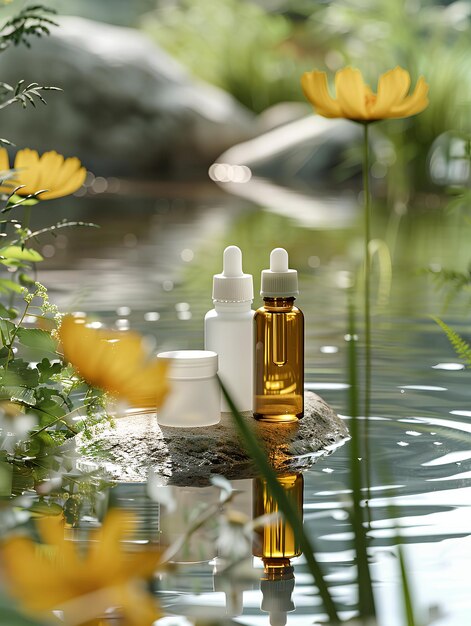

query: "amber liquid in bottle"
left=252, top=473, right=303, bottom=561
left=254, top=297, right=304, bottom=422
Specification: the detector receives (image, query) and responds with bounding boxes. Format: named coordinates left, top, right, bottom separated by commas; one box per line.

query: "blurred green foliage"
left=141, top=0, right=315, bottom=113
left=13, top=0, right=156, bottom=27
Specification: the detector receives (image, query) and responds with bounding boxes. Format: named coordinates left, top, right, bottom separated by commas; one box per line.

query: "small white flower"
left=210, top=474, right=233, bottom=502
left=216, top=509, right=252, bottom=561
left=0, top=408, right=36, bottom=453
left=147, top=472, right=177, bottom=513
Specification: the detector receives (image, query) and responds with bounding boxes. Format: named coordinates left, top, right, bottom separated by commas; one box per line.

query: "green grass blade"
left=348, top=302, right=376, bottom=618
left=381, top=466, right=418, bottom=626
left=220, top=379, right=340, bottom=623
left=398, top=542, right=416, bottom=625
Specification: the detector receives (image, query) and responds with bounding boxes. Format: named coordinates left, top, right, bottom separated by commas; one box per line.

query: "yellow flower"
left=2, top=509, right=162, bottom=626
left=59, top=316, right=169, bottom=409
left=301, top=66, right=429, bottom=121
left=0, top=148, right=86, bottom=200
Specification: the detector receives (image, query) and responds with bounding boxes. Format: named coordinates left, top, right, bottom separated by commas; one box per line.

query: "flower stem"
left=4, top=298, right=31, bottom=369
left=362, top=122, right=372, bottom=511
left=23, top=204, right=31, bottom=233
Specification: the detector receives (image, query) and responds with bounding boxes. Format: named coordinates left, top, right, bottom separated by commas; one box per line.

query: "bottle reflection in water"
left=253, top=473, right=303, bottom=625
left=160, top=485, right=219, bottom=563
left=253, top=473, right=303, bottom=560
left=261, top=560, right=295, bottom=626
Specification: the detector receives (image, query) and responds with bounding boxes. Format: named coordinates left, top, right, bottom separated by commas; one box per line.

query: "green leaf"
left=4, top=386, right=36, bottom=405
left=18, top=273, right=36, bottom=287
left=0, top=318, right=15, bottom=345
left=433, top=317, right=471, bottom=367
left=0, top=592, right=46, bottom=626
left=0, top=302, right=17, bottom=319
left=0, top=278, right=23, bottom=294
left=0, top=346, right=9, bottom=364
left=0, top=259, right=30, bottom=269
left=7, top=194, right=39, bottom=207
left=0, top=460, right=12, bottom=496
left=0, top=359, right=39, bottom=389
left=37, top=358, right=62, bottom=383
left=29, top=501, right=63, bottom=517
left=0, top=246, right=43, bottom=262
left=16, top=328, right=57, bottom=353
left=34, top=387, right=68, bottom=419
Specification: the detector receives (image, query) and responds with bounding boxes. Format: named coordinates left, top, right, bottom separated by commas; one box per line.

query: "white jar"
left=156, top=350, right=220, bottom=427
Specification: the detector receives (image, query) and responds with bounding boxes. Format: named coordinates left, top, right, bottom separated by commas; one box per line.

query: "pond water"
left=32, top=181, right=471, bottom=626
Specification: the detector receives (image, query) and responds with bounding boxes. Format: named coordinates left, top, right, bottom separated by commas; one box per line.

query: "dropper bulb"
left=270, top=248, right=289, bottom=273
left=270, top=612, right=287, bottom=626
left=223, top=245, right=243, bottom=278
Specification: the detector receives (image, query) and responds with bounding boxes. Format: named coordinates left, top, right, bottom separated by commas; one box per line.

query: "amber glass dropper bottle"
left=254, top=248, right=304, bottom=422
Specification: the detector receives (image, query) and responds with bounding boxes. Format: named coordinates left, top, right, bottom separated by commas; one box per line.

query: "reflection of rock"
left=215, top=176, right=358, bottom=229
left=0, top=17, right=254, bottom=176
left=78, top=391, right=348, bottom=484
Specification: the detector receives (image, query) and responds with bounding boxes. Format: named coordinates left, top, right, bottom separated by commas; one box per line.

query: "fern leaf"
left=433, top=317, right=471, bottom=367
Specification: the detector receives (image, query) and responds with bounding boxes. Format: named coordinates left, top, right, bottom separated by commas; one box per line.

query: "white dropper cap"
left=260, top=248, right=299, bottom=298
left=212, top=245, right=254, bottom=302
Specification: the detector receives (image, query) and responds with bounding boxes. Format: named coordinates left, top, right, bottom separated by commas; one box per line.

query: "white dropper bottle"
left=204, top=246, right=254, bottom=412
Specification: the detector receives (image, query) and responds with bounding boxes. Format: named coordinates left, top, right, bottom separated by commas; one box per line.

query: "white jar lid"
left=157, top=350, right=218, bottom=379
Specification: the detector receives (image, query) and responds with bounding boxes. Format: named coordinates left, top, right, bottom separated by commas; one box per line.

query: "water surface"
left=32, top=183, right=471, bottom=625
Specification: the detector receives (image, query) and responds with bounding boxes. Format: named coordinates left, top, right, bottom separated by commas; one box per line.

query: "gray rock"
left=214, top=114, right=392, bottom=192
left=78, top=391, right=349, bottom=485
left=216, top=115, right=363, bottom=188
left=0, top=17, right=255, bottom=176
left=255, top=101, right=312, bottom=133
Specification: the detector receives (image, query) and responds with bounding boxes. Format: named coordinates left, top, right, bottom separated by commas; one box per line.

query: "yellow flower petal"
left=335, top=67, right=368, bottom=120
left=3, top=148, right=86, bottom=199
left=389, top=76, right=429, bottom=117
left=37, top=151, right=65, bottom=193
left=59, top=316, right=169, bottom=409
left=2, top=510, right=163, bottom=621
left=301, top=70, right=342, bottom=117
left=122, top=361, right=170, bottom=408
left=37, top=514, right=67, bottom=548
left=40, top=158, right=86, bottom=200
left=14, top=149, right=41, bottom=195
left=53, top=156, right=82, bottom=188
left=0, top=147, right=9, bottom=171
left=301, top=66, right=429, bottom=122
left=371, top=66, right=411, bottom=119
left=40, top=167, right=86, bottom=200
left=88, top=510, right=135, bottom=577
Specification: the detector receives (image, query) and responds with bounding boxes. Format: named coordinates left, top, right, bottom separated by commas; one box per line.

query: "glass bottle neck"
left=263, top=297, right=295, bottom=312
left=262, top=558, right=294, bottom=579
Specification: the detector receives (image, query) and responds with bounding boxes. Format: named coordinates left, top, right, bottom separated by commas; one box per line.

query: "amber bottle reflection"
left=253, top=473, right=303, bottom=626
left=253, top=473, right=303, bottom=561
left=254, top=297, right=304, bottom=422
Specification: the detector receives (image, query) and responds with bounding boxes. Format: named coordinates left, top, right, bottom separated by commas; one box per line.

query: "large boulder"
left=0, top=17, right=255, bottom=177
left=215, top=114, right=364, bottom=188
